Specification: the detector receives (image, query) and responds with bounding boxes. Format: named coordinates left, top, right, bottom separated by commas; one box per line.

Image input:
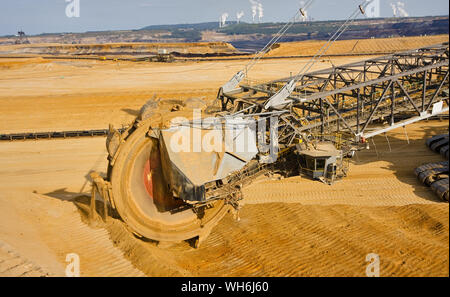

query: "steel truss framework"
left=219, top=43, right=449, bottom=150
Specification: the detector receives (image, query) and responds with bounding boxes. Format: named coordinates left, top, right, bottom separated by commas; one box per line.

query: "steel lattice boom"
left=219, top=43, right=449, bottom=149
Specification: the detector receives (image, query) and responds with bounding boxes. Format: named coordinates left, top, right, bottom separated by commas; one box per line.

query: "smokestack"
left=366, top=0, right=380, bottom=18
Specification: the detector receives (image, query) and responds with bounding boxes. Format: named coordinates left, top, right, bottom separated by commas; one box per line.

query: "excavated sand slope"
left=0, top=42, right=239, bottom=56
left=0, top=121, right=448, bottom=277
left=1, top=35, right=446, bottom=58
left=267, top=35, right=449, bottom=57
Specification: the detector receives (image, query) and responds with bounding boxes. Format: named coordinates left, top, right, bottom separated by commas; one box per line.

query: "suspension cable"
left=219, top=0, right=316, bottom=94
left=291, top=0, right=373, bottom=85
left=245, top=0, right=316, bottom=74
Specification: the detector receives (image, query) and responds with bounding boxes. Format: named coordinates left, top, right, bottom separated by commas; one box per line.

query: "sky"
left=0, top=0, right=448, bottom=36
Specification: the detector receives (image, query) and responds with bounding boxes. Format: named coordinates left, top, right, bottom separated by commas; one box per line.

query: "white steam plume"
left=390, top=3, right=398, bottom=17
left=220, top=13, right=229, bottom=28
left=236, top=11, right=245, bottom=23
left=249, top=0, right=258, bottom=22
left=299, top=1, right=308, bottom=22
left=390, top=2, right=409, bottom=18
left=396, top=2, right=409, bottom=17
left=301, top=9, right=308, bottom=22
left=257, top=2, right=264, bottom=22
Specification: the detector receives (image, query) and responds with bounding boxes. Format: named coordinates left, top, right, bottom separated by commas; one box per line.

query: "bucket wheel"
left=107, top=120, right=230, bottom=246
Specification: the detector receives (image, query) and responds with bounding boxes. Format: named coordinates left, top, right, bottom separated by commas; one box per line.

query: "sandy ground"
left=0, top=56, right=369, bottom=134
left=0, top=121, right=448, bottom=277
left=266, top=35, right=449, bottom=57
left=0, top=38, right=448, bottom=277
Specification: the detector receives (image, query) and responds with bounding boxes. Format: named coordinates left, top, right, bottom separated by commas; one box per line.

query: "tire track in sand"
left=101, top=203, right=448, bottom=277
left=0, top=192, right=145, bottom=277
left=35, top=200, right=145, bottom=277
left=0, top=240, right=51, bottom=277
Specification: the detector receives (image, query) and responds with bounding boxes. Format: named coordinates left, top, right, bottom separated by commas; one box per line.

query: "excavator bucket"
left=157, top=117, right=258, bottom=202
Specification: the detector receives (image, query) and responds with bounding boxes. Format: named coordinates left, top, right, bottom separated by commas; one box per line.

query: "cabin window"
left=306, top=158, right=315, bottom=170
left=316, top=159, right=326, bottom=171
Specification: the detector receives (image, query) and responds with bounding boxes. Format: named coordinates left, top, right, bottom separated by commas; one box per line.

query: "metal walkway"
left=0, top=128, right=126, bottom=141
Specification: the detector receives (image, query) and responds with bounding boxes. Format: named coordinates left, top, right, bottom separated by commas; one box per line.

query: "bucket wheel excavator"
left=90, top=0, right=449, bottom=246
left=90, top=0, right=320, bottom=246
left=103, top=111, right=231, bottom=246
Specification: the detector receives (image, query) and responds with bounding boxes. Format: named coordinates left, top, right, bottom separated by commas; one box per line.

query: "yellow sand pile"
left=267, top=35, right=449, bottom=57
